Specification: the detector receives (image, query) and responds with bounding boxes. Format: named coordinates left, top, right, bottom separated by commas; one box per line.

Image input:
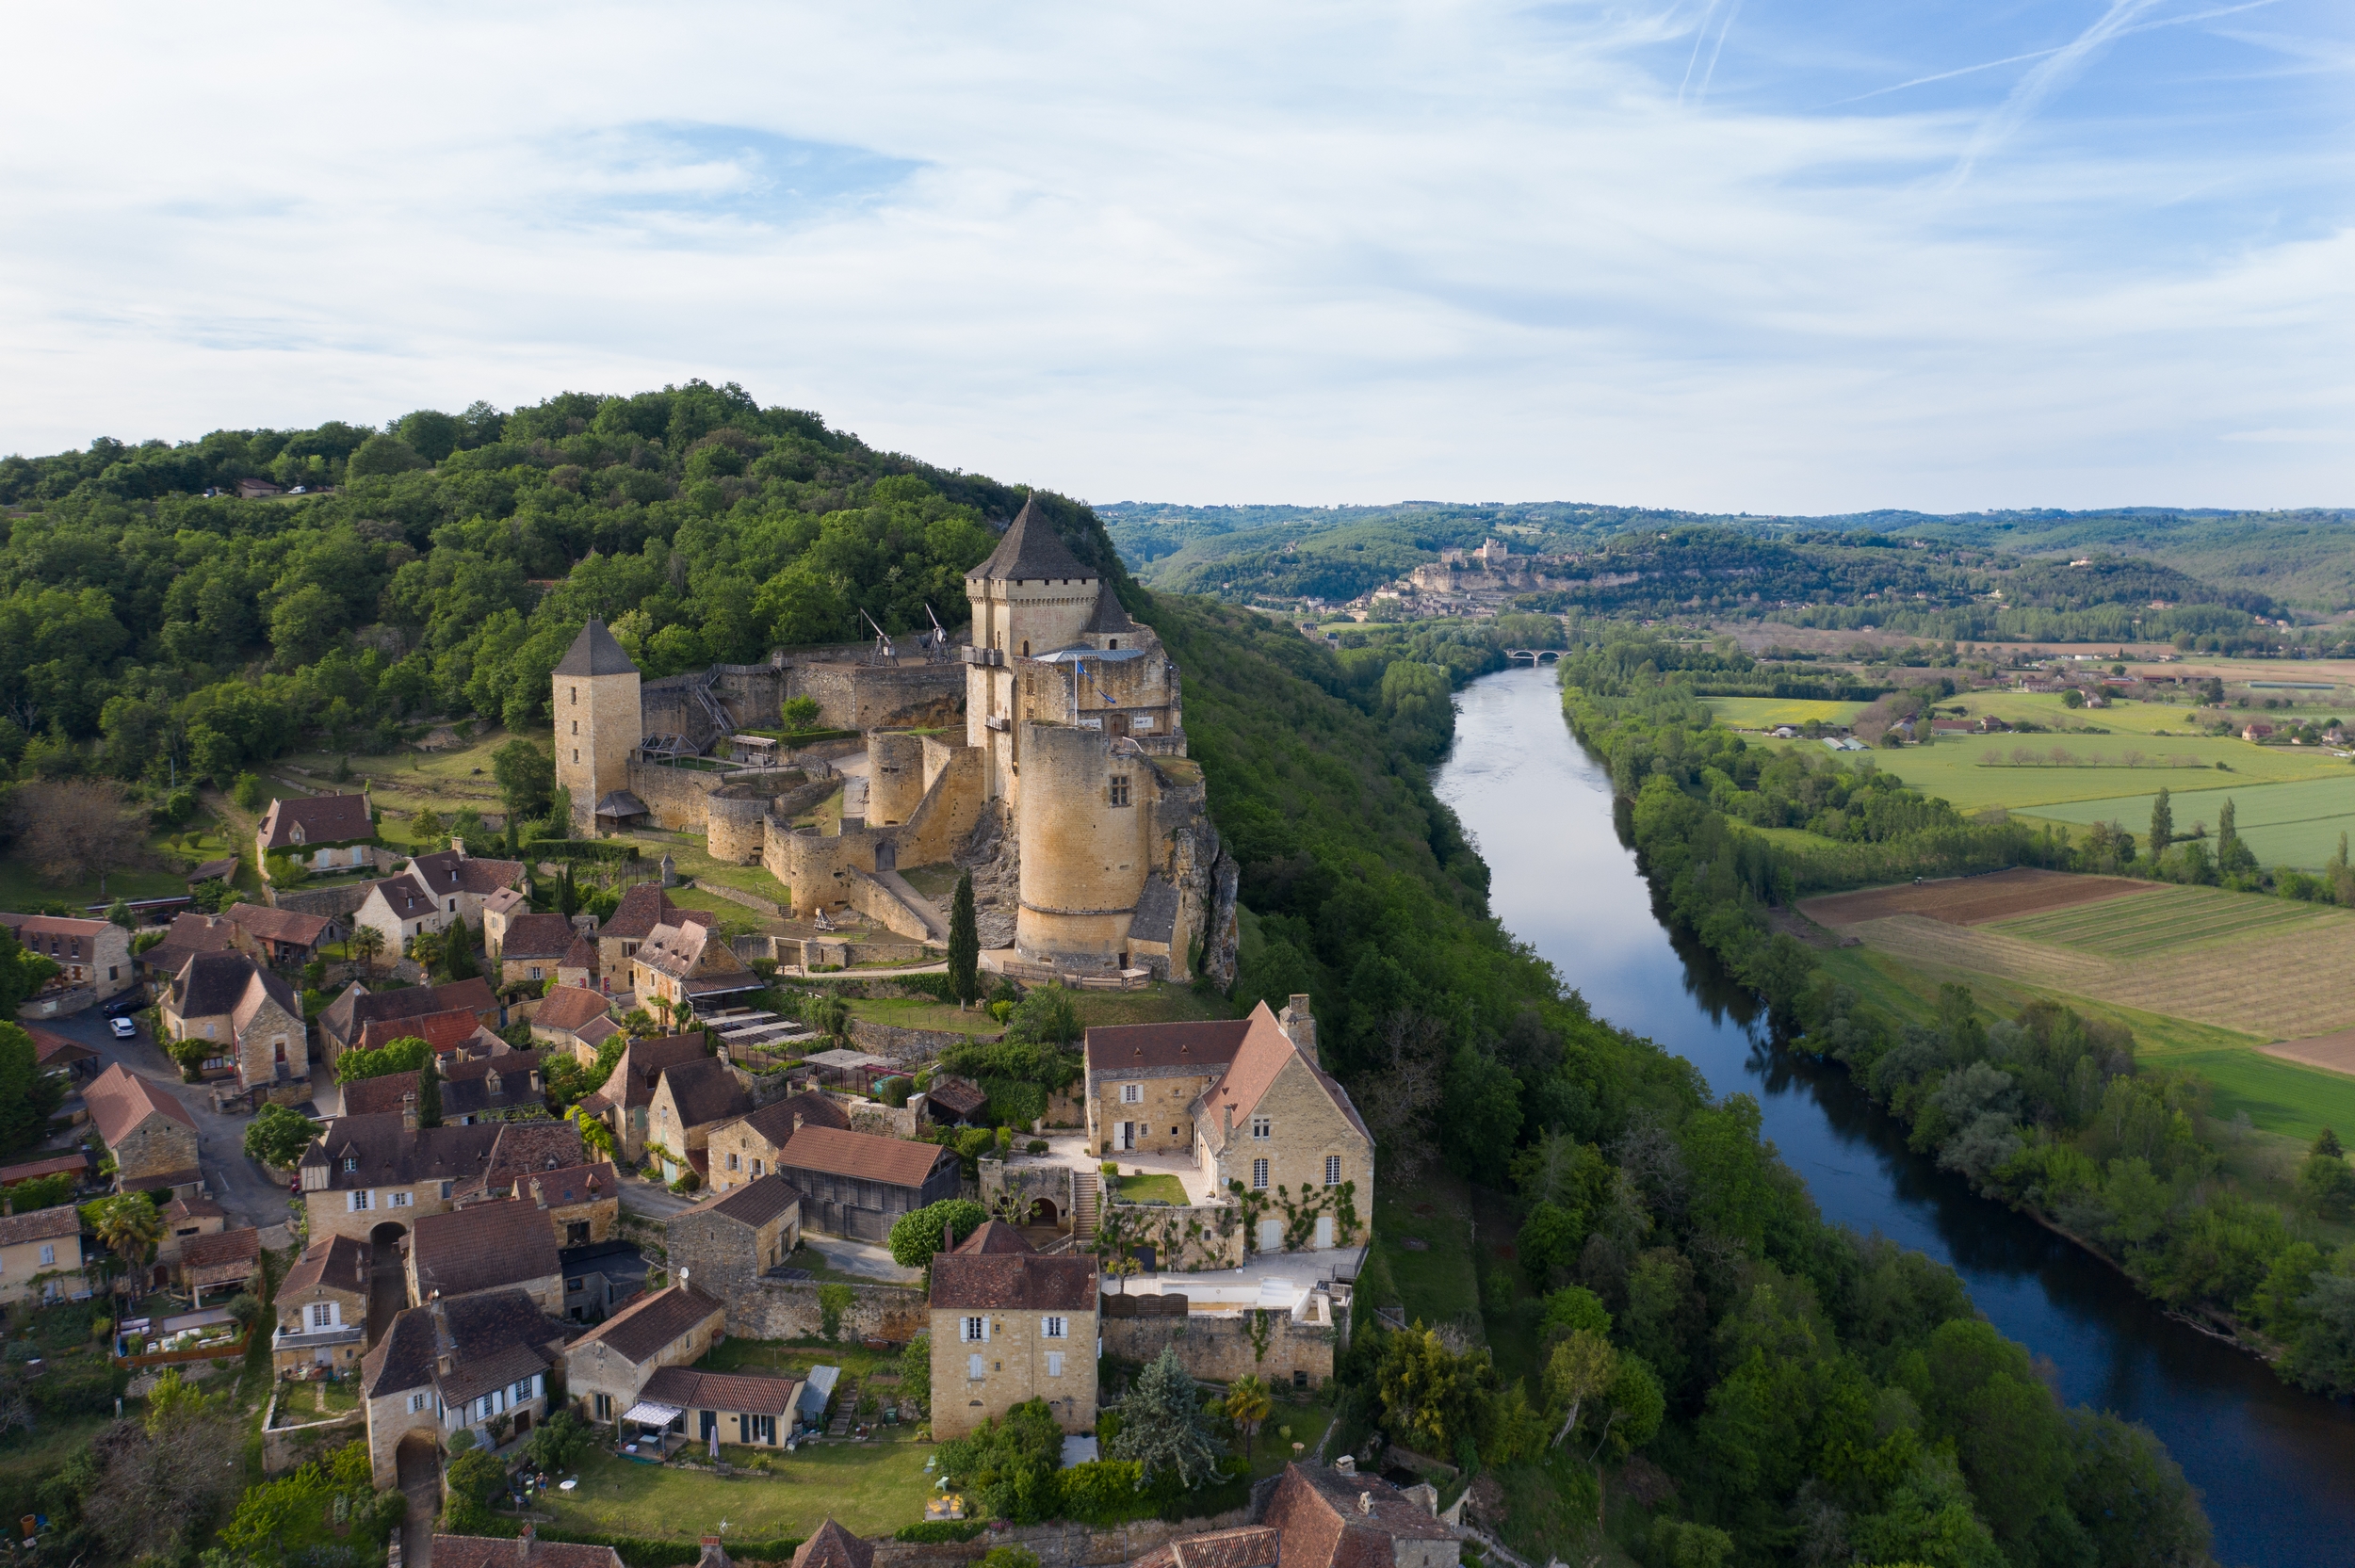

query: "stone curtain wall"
left=787, top=663, right=964, bottom=734
left=1099, top=1299, right=1337, bottom=1386
left=844, top=1018, right=968, bottom=1061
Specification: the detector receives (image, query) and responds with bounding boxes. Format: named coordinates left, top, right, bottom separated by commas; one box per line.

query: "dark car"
left=103, top=994, right=144, bottom=1018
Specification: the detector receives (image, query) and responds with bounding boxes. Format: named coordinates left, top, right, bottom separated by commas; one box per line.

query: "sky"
left=1, top=0, right=2350, bottom=513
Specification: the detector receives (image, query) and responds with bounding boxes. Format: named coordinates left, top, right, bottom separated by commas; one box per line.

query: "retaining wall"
left=266, top=882, right=371, bottom=919
left=723, top=1276, right=928, bottom=1343
left=844, top=1019, right=968, bottom=1061
left=1098, top=1299, right=1337, bottom=1385
left=261, top=1403, right=366, bottom=1474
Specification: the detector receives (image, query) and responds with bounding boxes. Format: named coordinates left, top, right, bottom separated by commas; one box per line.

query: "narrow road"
left=397, top=1435, right=441, bottom=1568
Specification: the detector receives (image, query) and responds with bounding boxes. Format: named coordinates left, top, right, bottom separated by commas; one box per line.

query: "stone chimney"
left=528, top=1068, right=542, bottom=1093
left=1278, top=995, right=1318, bottom=1067
left=1334, top=1454, right=1356, bottom=1476
left=529, top=1176, right=547, bottom=1210
left=1356, top=1493, right=1372, bottom=1515
left=450, top=837, right=467, bottom=859
left=401, top=1091, right=418, bottom=1130
left=697, top=1537, right=732, bottom=1568
left=515, top=1522, right=532, bottom=1561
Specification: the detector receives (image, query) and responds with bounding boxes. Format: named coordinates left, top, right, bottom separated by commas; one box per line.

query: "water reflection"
left=1433, top=665, right=2355, bottom=1568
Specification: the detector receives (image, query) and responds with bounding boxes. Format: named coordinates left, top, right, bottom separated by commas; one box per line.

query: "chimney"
left=516, top=1522, right=532, bottom=1561
left=1357, top=1493, right=1372, bottom=1515
left=401, top=1091, right=418, bottom=1130
left=1334, top=1455, right=1356, bottom=1476
left=530, top=1176, right=546, bottom=1210
left=529, top=1069, right=542, bottom=1093
left=943, top=1223, right=955, bottom=1254
left=1279, top=995, right=1319, bottom=1067
left=698, top=1536, right=732, bottom=1568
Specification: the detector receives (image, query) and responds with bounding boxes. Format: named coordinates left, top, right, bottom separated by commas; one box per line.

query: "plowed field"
left=1798, top=867, right=2155, bottom=929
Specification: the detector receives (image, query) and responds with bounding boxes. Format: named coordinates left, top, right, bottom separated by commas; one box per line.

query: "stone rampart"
left=848, top=869, right=938, bottom=944
left=1099, top=1298, right=1337, bottom=1385
left=707, top=788, right=770, bottom=863
left=785, top=662, right=964, bottom=734
left=890, top=744, right=987, bottom=869
left=722, top=1277, right=928, bottom=1343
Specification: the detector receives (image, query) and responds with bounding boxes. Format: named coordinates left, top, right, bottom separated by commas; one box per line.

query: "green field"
left=530, top=1435, right=930, bottom=1541
left=1990, top=883, right=2334, bottom=957
left=1856, top=734, right=2340, bottom=811
left=1703, top=697, right=1867, bottom=729
left=2019, top=774, right=2355, bottom=869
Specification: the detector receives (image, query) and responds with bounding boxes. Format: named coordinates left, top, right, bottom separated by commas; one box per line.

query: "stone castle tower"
left=555, top=619, right=642, bottom=835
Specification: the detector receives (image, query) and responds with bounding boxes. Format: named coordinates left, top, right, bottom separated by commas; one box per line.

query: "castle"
left=552, top=498, right=1239, bottom=984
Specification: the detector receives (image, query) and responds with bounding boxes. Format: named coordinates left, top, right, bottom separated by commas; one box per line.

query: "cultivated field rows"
left=1993, top=886, right=2334, bottom=957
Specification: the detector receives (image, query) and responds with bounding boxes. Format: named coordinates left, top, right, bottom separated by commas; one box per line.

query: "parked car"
left=109, top=1017, right=138, bottom=1040
left=103, top=994, right=142, bottom=1018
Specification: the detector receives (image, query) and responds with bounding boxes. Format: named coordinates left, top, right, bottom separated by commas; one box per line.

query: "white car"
left=109, top=1017, right=138, bottom=1040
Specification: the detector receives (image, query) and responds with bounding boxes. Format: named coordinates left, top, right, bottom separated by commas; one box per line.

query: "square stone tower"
left=963, top=495, right=1104, bottom=807
left=554, top=619, right=642, bottom=834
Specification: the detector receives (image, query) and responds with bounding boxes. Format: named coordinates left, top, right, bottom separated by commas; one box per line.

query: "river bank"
left=1432, top=664, right=2355, bottom=1568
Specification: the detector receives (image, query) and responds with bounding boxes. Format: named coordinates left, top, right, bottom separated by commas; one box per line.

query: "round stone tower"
left=1015, top=723, right=1153, bottom=971
left=706, top=786, right=768, bottom=865
left=867, top=733, right=926, bottom=827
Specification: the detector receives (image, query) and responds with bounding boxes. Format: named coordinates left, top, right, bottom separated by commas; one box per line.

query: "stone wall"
left=978, top=1158, right=1074, bottom=1225
left=890, top=743, right=987, bottom=869
left=262, top=1405, right=365, bottom=1476
left=696, top=880, right=788, bottom=921
left=1099, top=1298, right=1338, bottom=1385
left=1094, top=1200, right=1246, bottom=1272
left=625, top=762, right=733, bottom=832
left=720, top=1276, right=928, bottom=1343
left=844, top=1018, right=967, bottom=1062
left=867, top=733, right=926, bottom=827
left=707, top=788, right=770, bottom=864
left=266, top=881, right=372, bottom=920
left=846, top=1102, right=918, bottom=1140
left=848, top=869, right=938, bottom=944
left=785, top=662, right=965, bottom=734
left=868, top=1499, right=1260, bottom=1568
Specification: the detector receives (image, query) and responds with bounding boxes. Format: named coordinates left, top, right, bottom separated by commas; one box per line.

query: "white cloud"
left=0, top=0, right=2347, bottom=511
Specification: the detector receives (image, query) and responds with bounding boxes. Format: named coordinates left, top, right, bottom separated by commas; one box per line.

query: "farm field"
left=1703, top=696, right=1867, bottom=730
left=1864, top=732, right=2339, bottom=811
left=2017, top=773, right=2355, bottom=870
left=1796, top=866, right=2152, bottom=928
left=1990, top=882, right=2334, bottom=957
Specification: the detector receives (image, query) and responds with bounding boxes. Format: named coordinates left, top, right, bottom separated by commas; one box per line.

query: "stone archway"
left=1028, top=1197, right=1060, bottom=1226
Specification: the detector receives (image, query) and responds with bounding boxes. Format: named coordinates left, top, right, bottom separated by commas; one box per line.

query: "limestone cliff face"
left=952, top=799, right=1020, bottom=951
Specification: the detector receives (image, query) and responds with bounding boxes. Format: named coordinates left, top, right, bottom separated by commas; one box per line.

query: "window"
left=529, top=966, right=542, bottom=980
left=439, top=1181, right=453, bottom=1200
left=593, top=1392, right=613, bottom=1420
left=108, top=965, right=118, bottom=980
left=728, top=1154, right=740, bottom=1172
left=1041, top=1317, right=1067, bottom=1339
left=570, top=687, right=577, bottom=705
left=752, top=1159, right=763, bottom=1176
left=1252, top=1116, right=1271, bottom=1140
left=967, top=1352, right=986, bottom=1380
left=409, top=1392, right=430, bottom=1414
left=1325, top=1156, right=1343, bottom=1187
left=1120, top=1083, right=1142, bottom=1105
left=571, top=720, right=577, bottom=735
left=573, top=750, right=580, bottom=764
left=389, top=1189, right=412, bottom=1207
left=447, top=898, right=458, bottom=913
left=38, top=1245, right=55, bottom=1267
left=1252, top=1158, right=1270, bottom=1190
left=962, top=1316, right=988, bottom=1343
left=349, top=1189, right=371, bottom=1212
left=1047, top=1351, right=1064, bottom=1378
left=311, top=1302, right=335, bottom=1329
left=512, top=1376, right=536, bottom=1404
left=1109, top=776, right=1131, bottom=808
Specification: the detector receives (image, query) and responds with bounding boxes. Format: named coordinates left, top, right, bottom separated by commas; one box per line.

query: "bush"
left=887, top=1199, right=989, bottom=1270
left=28, top=1360, right=127, bottom=1416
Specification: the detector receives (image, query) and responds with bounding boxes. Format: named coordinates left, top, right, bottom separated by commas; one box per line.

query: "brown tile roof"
left=85, top=1063, right=197, bottom=1146
left=355, top=1008, right=489, bottom=1056
left=342, top=1050, right=544, bottom=1118
left=928, top=1252, right=1096, bottom=1312
left=408, top=851, right=527, bottom=898
left=483, top=887, right=528, bottom=919
left=140, top=913, right=236, bottom=971
left=791, top=1520, right=875, bottom=1568
left=642, top=1363, right=803, bottom=1417
left=658, top=1057, right=751, bottom=1130
left=181, top=1225, right=261, bottom=1284
left=481, top=1121, right=587, bottom=1185
left=228, top=966, right=300, bottom=1038
left=602, top=884, right=679, bottom=942
left=1084, top=1018, right=1252, bottom=1075
left=776, top=1125, right=957, bottom=1191
left=560, top=934, right=598, bottom=972
left=169, top=950, right=268, bottom=1020
left=1263, top=1464, right=1455, bottom=1568
left=571, top=1284, right=722, bottom=1366
left=685, top=1172, right=801, bottom=1230
left=0, top=913, right=109, bottom=959
left=736, top=1091, right=851, bottom=1149
left=163, top=1194, right=224, bottom=1222
left=413, top=1199, right=560, bottom=1299
left=281, top=1233, right=370, bottom=1299
left=363, top=1288, right=564, bottom=1400
left=533, top=986, right=614, bottom=1033
left=523, top=1161, right=616, bottom=1209
left=188, top=858, right=239, bottom=883
left=950, top=1220, right=1032, bottom=1255
left=258, top=794, right=375, bottom=851
left=25, top=1029, right=95, bottom=1068
left=365, top=876, right=440, bottom=923
left=923, top=1075, right=987, bottom=1119
left=301, top=1113, right=503, bottom=1190
left=222, top=902, right=336, bottom=946
left=966, top=494, right=1096, bottom=585
left=501, top=913, right=577, bottom=962
left=636, top=920, right=735, bottom=980
left=0, top=1204, right=80, bottom=1247
left=582, top=1034, right=710, bottom=1113
left=1131, top=1527, right=1281, bottom=1568
left=0, top=1150, right=90, bottom=1184
left=433, top=1536, right=622, bottom=1568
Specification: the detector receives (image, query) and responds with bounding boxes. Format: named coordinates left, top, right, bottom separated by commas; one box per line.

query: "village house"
left=1193, top=999, right=1371, bottom=1255
left=664, top=1175, right=803, bottom=1319
left=298, top=1114, right=508, bottom=1243
left=565, top=1282, right=726, bottom=1431
left=644, top=1056, right=754, bottom=1183
left=255, top=793, right=377, bottom=878
left=159, top=950, right=308, bottom=1090
left=593, top=886, right=715, bottom=995
left=518, top=1159, right=621, bottom=1249
left=0, top=913, right=135, bottom=1002
left=775, top=1125, right=962, bottom=1242
left=628, top=919, right=762, bottom=1015
left=220, top=902, right=343, bottom=967
left=529, top=985, right=622, bottom=1061
left=705, top=1091, right=848, bottom=1195
left=495, top=913, right=580, bottom=989
left=318, top=977, right=499, bottom=1062
left=177, top=1225, right=260, bottom=1305
left=927, top=1226, right=1098, bottom=1439
left=557, top=932, right=599, bottom=991
left=630, top=1364, right=805, bottom=1451
left=479, top=886, right=528, bottom=957
left=408, top=1198, right=564, bottom=1313
left=1084, top=1016, right=1252, bottom=1155
left=154, top=1194, right=224, bottom=1268
left=361, top=1289, right=567, bottom=1487
left=405, top=848, right=530, bottom=930
left=85, top=1063, right=203, bottom=1199
left=1141, top=1464, right=1459, bottom=1568
left=576, top=1032, right=709, bottom=1163
left=350, top=872, right=451, bottom=954
left=136, top=912, right=237, bottom=987
left=340, top=1050, right=548, bottom=1124
left=271, top=1233, right=370, bottom=1374
left=0, top=1205, right=83, bottom=1305
left=349, top=1006, right=506, bottom=1065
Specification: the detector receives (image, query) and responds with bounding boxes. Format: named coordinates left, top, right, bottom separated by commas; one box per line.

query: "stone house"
left=298, top=1113, right=506, bottom=1243
left=159, top=950, right=307, bottom=1090
left=558, top=933, right=598, bottom=991
left=528, top=985, right=622, bottom=1061
left=594, top=886, right=714, bottom=994
left=135, top=912, right=237, bottom=989
left=403, top=849, right=529, bottom=931
left=1191, top=1000, right=1372, bottom=1255
left=341, top=1050, right=547, bottom=1124
left=1083, top=1016, right=1252, bottom=1156
left=256, top=793, right=377, bottom=877
left=220, top=903, right=342, bottom=967
left=664, top=1175, right=802, bottom=1326
left=495, top=913, right=579, bottom=989
left=645, top=1057, right=754, bottom=1182
left=84, top=1063, right=203, bottom=1198
left=178, top=1226, right=261, bottom=1304
left=479, top=887, right=528, bottom=958
left=318, top=977, right=499, bottom=1063
left=566, top=1283, right=726, bottom=1431
left=630, top=1364, right=804, bottom=1450
left=0, top=1206, right=83, bottom=1305
left=349, top=1007, right=505, bottom=1063
left=408, top=1198, right=563, bottom=1313
left=0, top=913, right=135, bottom=1001
left=271, top=1233, right=370, bottom=1374
left=927, top=1227, right=1098, bottom=1439
left=350, top=873, right=451, bottom=956
left=774, top=1125, right=962, bottom=1242
left=628, top=920, right=761, bottom=1014
left=434, top=1531, right=623, bottom=1568
left=705, top=1092, right=848, bottom=1195
left=520, top=1160, right=621, bottom=1249
left=361, top=1290, right=566, bottom=1487
left=577, top=1033, right=715, bottom=1165
left=156, top=1194, right=226, bottom=1266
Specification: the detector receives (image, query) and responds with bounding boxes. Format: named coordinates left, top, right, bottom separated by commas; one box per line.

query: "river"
left=1430, top=664, right=2355, bottom=1568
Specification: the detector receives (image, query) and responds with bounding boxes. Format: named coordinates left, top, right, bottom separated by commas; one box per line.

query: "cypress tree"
left=2149, top=787, right=2174, bottom=861
left=559, top=864, right=578, bottom=917
left=443, top=924, right=478, bottom=982
left=949, top=871, right=979, bottom=1008
left=416, top=1052, right=443, bottom=1129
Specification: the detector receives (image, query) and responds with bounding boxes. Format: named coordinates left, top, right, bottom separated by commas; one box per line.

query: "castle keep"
left=550, top=498, right=1238, bottom=982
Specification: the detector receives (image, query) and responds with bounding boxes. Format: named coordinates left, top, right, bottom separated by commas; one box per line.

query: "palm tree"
left=1224, top=1374, right=1273, bottom=1457
left=89, top=1196, right=163, bottom=1293
left=349, top=924, right=385, bottom=977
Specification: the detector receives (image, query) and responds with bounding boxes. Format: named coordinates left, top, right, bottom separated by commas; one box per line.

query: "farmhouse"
left=644, top=1056, right=753, bottom=1182
left=773, top=1124, right=962, bottom=1241
left=159, top=951, right=307, bottom=1090
left=256, top=793, right=376, bottom=877
left=705, top=1092, right=849, bottom=1195
left=0, top=1205, right=83, bottom=1305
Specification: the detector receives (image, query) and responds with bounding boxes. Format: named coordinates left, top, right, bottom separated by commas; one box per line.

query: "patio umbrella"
left=709, top=1427, right=720, bottom=1461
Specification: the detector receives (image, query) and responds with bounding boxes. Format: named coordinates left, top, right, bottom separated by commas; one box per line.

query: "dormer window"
left=342, top=1156, right=358, bottom=1172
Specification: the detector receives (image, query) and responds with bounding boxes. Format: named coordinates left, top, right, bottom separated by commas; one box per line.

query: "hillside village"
left=0, top=507, right=1404, bottom=1568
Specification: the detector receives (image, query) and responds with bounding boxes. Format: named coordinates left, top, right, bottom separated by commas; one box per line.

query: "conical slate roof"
left=1081, top=580, right=1138, bottom=634
left=555, top=618, right=640, bottom=677
left=967, top=495, right=1096, bottom=584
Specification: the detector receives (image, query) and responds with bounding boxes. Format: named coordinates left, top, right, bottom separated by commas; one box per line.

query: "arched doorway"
left=369, top=1220, right=409, bottom=1251
left=1027, top=1197, right=1059, bottom=1225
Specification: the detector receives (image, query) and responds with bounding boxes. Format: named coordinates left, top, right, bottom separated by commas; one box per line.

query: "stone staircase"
left=1071, top=1172, right=1102, bottom=1237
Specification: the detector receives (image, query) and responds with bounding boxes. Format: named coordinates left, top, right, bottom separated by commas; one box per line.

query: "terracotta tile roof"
left=85, top=1063, right=197, bottom=1146
left=533, top=986, right=614, bottom=1033
left=483, top=887, right=528, bottom=918
left=1084, top=1018, right=1252, bottom=1075
left=966, top=495, right=1096, bottom=585
left=25, top=1029, right=95, bottom=1068
left=222, top=903, right=335, bottom=946
left=1130, top=1527, right=1281, bottom=1568
left=181, top=1225, right=261, bottom=1284
left=0, top=1150, right=90, bottom=1184
left=735, top=1091, right=850, bottom=1148
left=281, top=1233, right=370, bottom=1298
left=408, top=851, right=527, bottom=898
left=228, top=966, right=300, bottom=1037
left=413, top=1199, right=560, bottom=1299
left=257, top=794, right=375, bottom=851
left=685, top=1172, right=801, bottom=1230
left=950, top=1220, right=1032, bottom=1255
left=570, top=1283, right=722, bottom=1366
left=0, top=1204, right=79, bottom=1247
left=642, top=1363, right=803, bottom=1417
left=170, top=950, right=268, bottom=1020
left=1262, top=1464, right=1455, bottom=1568
left=0, top=914, right=110, bottom=963
left=355, top=1008, right=492, bottom=1057
left=140, top=913, right=236, bottom=971
left=791, top=1520, right=875, bottom=1568
left=928, top=1252, right=1096, bottom=1312
left=501, top=913, right=577, bottom=962
left=776, top=1125, right=957, bottom=1190
left=560, top=934, right=598, bottom=972
left=433, top=1536, right=622, bottom=1568
left=1198, top=1003, right=1371, bottom=1145
left=658, top=1058, right=751, bottom=1130
left=163, top=1194, right=224, bottom=1222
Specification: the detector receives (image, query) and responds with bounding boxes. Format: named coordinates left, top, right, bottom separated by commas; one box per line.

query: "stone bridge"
left=1502, top=649, right=1563, bottom=663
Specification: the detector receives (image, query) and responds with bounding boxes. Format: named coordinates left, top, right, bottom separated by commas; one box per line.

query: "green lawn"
left=531, top=1435, right=932, bottom=1541
left=0, top=852, right=196, bottom=914
left=663, top=887, right=774, bottom=939
left=2018, top=773, right=2355, bottom=869
left=1108, top=1172, right=1190, bottom=1205
left=1861, top=732, right=2345, bottom=812
left=1360, top=1173, right=1482, bottom=1336
left=844, top=997, right=1000, bottom=1038
left=698, top=1339, right=901, bottom=1381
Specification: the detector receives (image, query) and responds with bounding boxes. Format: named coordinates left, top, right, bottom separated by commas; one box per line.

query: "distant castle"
left=552, top=498, right=1239, bottom=984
